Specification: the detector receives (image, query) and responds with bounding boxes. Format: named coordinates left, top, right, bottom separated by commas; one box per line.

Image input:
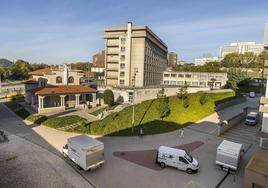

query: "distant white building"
left=220, top=42, right=264, bottom=57
left=194, top=57, right=222, bottom=66
left=163, top=70, right=227, bottom=88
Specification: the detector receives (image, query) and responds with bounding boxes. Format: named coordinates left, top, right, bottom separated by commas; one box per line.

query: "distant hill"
left=0, top=58, right=13, bottom=67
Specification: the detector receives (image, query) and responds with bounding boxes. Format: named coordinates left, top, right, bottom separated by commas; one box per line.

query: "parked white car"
left=156, top=146, right=199, bottom=174
left=245, top=112, right=258, bottom=126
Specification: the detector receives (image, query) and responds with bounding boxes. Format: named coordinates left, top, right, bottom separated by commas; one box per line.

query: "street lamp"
left=131, top=68, right=138, bottom=135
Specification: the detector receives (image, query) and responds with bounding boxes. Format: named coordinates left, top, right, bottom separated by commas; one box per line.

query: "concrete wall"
left=215, top=97, right=246, bottom=112
left=244, top=169, right=268, bottom=188
left=38, top=106, right=65, bottom=115
left=217, top=112, right=246, bottom=136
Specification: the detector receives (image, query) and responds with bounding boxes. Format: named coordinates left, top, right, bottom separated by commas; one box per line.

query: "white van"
left=216, top=140, right=243, bottom=171
left=62, top=135, right=104, bottom=171
left=156, top=146, right=199, bottom=174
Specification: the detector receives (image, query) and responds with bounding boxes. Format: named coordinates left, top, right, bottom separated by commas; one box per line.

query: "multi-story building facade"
left=194, top=57, right=222, bottom=66
left=167, top=52, right=178, bottom=67
left=244, top=23, right=268, bottom=188
left=220, top=42, right=264, bottom=57
left=162, top=71, right=227, bottom=88
left=104, top=22, right=168, bottom=87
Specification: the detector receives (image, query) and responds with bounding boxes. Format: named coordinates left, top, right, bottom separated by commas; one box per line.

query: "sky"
left=0, top=0, right=268, bottom=64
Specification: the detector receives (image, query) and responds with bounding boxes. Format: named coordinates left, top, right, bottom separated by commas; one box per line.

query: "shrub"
left=183, top=98, right=190, bottom=108
left=103, top=89, right=114, bottom=107
left=10, top=94, right=25, bottom=102
left=15, top=108, right=30, bottom=119
left=26, top=115, right=48, bottom=124
left=199, top=93, right=207, bottom=105
left=42, top=115, right=87, bottom=129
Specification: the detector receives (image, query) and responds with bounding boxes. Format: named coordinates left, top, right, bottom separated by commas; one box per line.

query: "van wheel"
left=76, top=165, right=82, bottom=170
left=160, top=162, right=166, bottom=168
left=186, top=168, right=193, bottom=174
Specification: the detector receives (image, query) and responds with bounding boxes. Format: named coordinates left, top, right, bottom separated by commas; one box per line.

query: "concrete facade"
left=162, top=71, right=228, bottom=88
left=220, top=42, right=264, bottom=57
left=167, top=52, right=178, bottom=67
left=104, top=22, right=168, bottom=87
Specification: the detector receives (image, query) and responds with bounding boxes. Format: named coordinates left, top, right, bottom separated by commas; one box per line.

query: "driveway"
left=0, top=96, right=260, bottom=188
left=0, top=103, right=95, bottom=188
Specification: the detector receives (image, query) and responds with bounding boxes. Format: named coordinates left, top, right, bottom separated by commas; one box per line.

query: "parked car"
left=245, top=112, right=258, bottom=126
left=216, top=140, right=243, bottom=171
left=62, top=135, right=104, bottom=171
left=249, top=92, right=256, bottom=98
left=156, top=146, right=199, bottom=174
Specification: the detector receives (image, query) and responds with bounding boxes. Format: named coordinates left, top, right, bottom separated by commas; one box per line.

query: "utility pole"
left=131, top=68, right=138, bottom=135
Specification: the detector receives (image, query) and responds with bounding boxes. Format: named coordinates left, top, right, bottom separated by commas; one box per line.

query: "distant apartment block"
left=167, top=52, right=178, bottom=67
left=91, top=50, right=105, bottom=73
left=220, top=42, right=264, bottom=57
left=265, top=23, right=268, bottom=50
left=194, top=57, right=222, bottom=66
left=104, top=22, right=168, bottom=87
left=162, top=71, right=227, bottom=88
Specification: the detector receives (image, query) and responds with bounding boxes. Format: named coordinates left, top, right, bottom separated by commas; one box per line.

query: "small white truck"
left=156, top=146, right=199, bottom=174
left=62, top=135, right=104, bottom=171
left=216, top=140, right=243, bottom=171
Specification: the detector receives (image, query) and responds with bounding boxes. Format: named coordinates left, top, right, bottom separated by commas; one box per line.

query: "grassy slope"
left=42, top=115, right=87, bottom=129
left=89, top=105, right=117, bottom=116
left=79, top=92, right=235, bottom=136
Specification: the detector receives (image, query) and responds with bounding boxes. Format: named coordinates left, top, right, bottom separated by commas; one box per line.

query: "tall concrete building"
left=167, top=52, right=178, bottom=67
left=104, top=22, right=168, bottom=87
left=244, top=23, right=268, bottom=188
left=220, top=42, right=264, bottom=57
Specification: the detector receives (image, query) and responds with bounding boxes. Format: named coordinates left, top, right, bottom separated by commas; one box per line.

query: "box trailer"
left=216, top=140, right=243, bottom=171
left=62, top=135, right=104, bottom=171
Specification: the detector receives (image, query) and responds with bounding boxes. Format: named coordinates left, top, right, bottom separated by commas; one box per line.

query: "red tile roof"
left=28, top=85, right=97, bottom=95
left=30, top=68, right=53, bottom=76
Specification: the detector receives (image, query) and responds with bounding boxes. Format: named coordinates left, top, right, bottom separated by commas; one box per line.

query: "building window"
left=120, top=71, right=125, bottom=77
left=177, top=81, right=184, bottom=86
left=68, top=76, right=74, bottom=83
left=171, top=74, right=176, bottom=77
left=178, top=74, right=184, bottom=78
left=185, top=74, right=191, bottom=78
left=121, top=46, right=126, bottom=52
left=170, top=81, right=176, bottom=85
left=164, top=74, right=170, bottom=77
left=56, top=76, right=62, bottom=83
left=163, top=81, right=169, bottom=85
left=120, top=55, right=125, bottom=61
left=121, top=37, right=126, bottom=44
left=192, top=82, right=199, bottom=86
left=120, top=63, right=125, bottom=69
left=120, top=79, right=125, bottom=85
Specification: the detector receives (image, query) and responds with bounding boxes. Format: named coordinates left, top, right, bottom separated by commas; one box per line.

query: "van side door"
left=178, top=156, right=189, bottom=171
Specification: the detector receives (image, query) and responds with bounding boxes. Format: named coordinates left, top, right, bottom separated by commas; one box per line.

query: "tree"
left=156, top=88, right=170, bottom=119
left=9, top=59, right=32, bottom=80
left=103, top=89, right=114, bottom=107
left=177, top=82, right=188, bottom=100
left=199, top=92, right=207, bottom=105
left=256, top=50, right=268, bottom=71
left=227, top=68, right=249, bottom=90
left=209, top=78, right=216, bottom=90
left=221, top=53, right=241, bottom=68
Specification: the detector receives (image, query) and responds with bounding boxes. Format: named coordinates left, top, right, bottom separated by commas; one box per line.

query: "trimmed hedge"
left=10, top=94, right=25, bottom=102
left=26, top=115, right=48, bottom=124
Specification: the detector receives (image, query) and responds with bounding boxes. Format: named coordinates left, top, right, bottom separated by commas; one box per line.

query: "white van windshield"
left=246, top=116, right=256, bottom=121
left=184, top=153, right=193, bottom=163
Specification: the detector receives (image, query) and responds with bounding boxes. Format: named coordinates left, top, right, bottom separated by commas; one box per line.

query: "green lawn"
left=89, top=105, right=117, bottom=116
left=42, top=115, right=87, bottom=130
left=73, top=91, right=235, bottom=136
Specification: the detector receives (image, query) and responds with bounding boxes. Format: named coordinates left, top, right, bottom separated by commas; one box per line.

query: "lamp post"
left=131, top=68, right=138, bottom=135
